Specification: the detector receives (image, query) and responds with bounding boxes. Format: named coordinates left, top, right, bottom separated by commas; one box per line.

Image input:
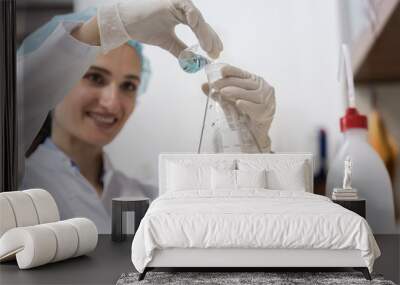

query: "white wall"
left=75, top=0, right=345, bottom=186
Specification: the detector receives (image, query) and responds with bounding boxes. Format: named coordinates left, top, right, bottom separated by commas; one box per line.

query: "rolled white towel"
left=0, top=218, right=98, bottom=269
left=0, top=191, right=39, bottom=227
left=0, top=195, right=17, bottom=237
left=64, top=218, right=98, bottom=257
left=23, top=189, right=59, bottom=224
left=42, top=221, right=79, bottom=262
left=0, top=226, right=57, bottom=268
left=0, top=189, right=59, bottom=238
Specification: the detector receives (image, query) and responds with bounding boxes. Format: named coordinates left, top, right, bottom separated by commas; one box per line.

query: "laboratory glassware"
left=178, top=45, right=262, bottom=153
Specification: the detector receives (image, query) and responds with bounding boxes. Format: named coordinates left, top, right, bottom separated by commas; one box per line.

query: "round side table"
left=112, top=197, right=150, bottom=242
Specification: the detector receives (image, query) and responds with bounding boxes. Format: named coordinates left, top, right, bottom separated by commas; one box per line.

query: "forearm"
left=19, top=21, right=101, bottom=152
left=71, top=16, right=100, bottom=46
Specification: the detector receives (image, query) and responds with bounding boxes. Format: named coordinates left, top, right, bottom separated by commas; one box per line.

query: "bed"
left=131, top=153, right=380, bottom=281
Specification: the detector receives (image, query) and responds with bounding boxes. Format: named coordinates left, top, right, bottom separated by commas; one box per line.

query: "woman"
left=19, top=1, right=276, bottom=233
left=22, top=42, right=154, bottom=234
left=18, top=1, right=223, bottom=234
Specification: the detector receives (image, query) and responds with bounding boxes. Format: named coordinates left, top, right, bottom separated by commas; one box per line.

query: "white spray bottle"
left=326, top=44, right=397, bottom=234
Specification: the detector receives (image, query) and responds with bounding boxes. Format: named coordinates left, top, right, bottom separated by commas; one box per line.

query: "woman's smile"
left=86, top=111, right=119, bottom=129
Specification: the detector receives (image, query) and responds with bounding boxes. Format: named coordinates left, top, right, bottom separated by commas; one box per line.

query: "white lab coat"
left=18, top=21, right=157, bottom=233
left=22, top=139, right=157, bottom=234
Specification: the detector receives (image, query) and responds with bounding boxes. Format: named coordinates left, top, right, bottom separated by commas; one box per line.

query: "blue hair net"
left=18, top=7, right=151, bottom=95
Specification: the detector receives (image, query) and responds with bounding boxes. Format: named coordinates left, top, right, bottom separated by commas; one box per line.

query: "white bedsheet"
left=131, top=190, right=380, bottom=273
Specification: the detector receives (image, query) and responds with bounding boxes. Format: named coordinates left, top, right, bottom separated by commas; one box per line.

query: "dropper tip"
left=340, top=43, right=356, bottom=108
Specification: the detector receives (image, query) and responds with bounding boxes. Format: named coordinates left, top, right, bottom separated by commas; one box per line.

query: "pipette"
left=340, top=44, right=356, bottom=108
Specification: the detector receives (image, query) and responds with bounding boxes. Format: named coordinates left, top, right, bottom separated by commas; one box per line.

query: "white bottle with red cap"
left=326, top=45, right=397, bottom=233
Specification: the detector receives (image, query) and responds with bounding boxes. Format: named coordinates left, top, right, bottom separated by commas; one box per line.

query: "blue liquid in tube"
left=179, top=51, right=210, bottom=73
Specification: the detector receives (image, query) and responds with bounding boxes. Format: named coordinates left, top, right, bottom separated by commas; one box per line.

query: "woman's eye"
left=121, top=81, right=138, bottom=93
left=84, top=73, right=106, bottom=86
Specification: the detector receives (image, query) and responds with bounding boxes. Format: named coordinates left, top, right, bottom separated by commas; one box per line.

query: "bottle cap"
left=340, top=107, right=368, bottom=132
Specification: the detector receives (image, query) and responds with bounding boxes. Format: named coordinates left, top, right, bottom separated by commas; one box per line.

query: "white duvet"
left=131, top=190, right=380, bottom=273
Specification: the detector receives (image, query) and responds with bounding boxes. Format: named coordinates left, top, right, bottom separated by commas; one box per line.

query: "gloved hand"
left=97, top=0, right=223, bottom=58
left=202, top=65, right=276, bottom=153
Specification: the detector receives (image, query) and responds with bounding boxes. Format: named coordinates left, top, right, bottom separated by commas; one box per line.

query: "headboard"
left=159, top=153, right=314, bottom=195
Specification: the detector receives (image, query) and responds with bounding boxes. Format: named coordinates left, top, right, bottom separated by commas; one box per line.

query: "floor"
left=0, top=235, right=398, bottom=285
left=0, top=235, right=134, bottom=285
left=373, top=235, right=400, bottom=284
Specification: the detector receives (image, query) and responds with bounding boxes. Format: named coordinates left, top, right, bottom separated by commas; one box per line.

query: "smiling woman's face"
left=53, top=44, right=141, bottom=147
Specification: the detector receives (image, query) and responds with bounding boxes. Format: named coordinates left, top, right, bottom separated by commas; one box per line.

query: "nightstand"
left=332, top=198, right=366, bottom=218
left=112, top=197, right=150, bottom=242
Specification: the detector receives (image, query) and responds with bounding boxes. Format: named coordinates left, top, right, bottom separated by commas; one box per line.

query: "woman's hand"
left=202, top=65, right=276, bottom=153
left=96, top=0, right=223, bottom=58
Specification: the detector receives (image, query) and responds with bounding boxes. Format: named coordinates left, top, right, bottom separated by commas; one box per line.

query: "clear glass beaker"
left=178, top=46, right=261, bottom=153
left=204, top=63, right=261, bottom=153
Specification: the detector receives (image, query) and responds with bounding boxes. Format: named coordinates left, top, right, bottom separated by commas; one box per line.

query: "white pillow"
left=236, top=169, right=267, bottom=189
left=167, top=163, right=211, bottom=191
left=238, top=159, right=308, bottom=191
left=211, top=168, right=236, bottom=190
left=267, top=165, right=306, bottom=191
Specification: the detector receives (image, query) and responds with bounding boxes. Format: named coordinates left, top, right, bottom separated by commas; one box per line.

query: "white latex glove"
left=202, top=65, right=276, bottom=153
left=97, top=0, right=223, bottom=58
